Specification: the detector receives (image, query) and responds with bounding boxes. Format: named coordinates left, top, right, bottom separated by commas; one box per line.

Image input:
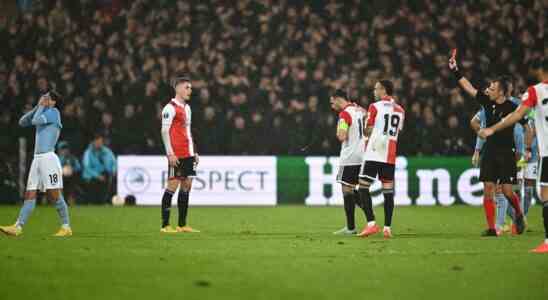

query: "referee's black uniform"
left=476, top=92, right=527, bottom=183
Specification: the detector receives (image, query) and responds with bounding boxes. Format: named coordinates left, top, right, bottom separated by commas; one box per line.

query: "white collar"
left=171, top=98, right=186, bottom=108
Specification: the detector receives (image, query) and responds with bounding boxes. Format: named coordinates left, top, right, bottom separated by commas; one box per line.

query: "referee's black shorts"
left=479, top=150, right=517, bottom=184
left=168, top=156, right=197, bottom=179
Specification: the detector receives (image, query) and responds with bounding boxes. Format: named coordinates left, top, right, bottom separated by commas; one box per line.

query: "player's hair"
left=492, top=76, right=510, bottom=95
left=379, top=79, right=394, bottom=96
left=332, top=89, right=347, bottom=100
left=48, top=89, right=62, bottom=103
left=171, top=76, right=191, bottom=89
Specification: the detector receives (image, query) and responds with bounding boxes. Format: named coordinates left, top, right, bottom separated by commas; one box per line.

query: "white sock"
left=367, top=221, right=376, bottom=226
left=545, top=239, right=548, bottom=244
left=62, top=224, right=71, bottom=229
left=384, top=226, right=391, bottom=231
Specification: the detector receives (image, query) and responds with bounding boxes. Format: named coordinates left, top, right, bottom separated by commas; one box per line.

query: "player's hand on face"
left=168, top=155, right=179, bottom=166
left=38, top=95, right=49, bottom=106
left=478, top=128, right=494, bottom=139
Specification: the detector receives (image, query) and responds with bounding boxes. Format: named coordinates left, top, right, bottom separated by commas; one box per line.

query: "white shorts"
left=524, top=161, right=538, bottom=180
left=26, top=152, right=63, bottom=192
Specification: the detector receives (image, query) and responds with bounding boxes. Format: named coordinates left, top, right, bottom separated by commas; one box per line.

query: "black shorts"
left=168, top=156, right=197, bottom=179
left=538, top=156, right=548, bottom=186
left=336, top=165, right=360, bottom=185
left=359, top=161, right=395, bottom=183
left=479, top=150, right=517, bottom=184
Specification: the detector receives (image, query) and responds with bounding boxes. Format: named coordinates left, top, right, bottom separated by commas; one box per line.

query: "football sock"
left=178, top=190, right=189, bottom=227
left=161, top=190, right=174, bottom=227
left=359, top=187, right=375, bottom=223
left=524, top=186, right=534, bottom=216
left=495, top=193, right=507, bottom=229
left=343, top=193, right=356, bottom=230
left=543, top=201, right=548, bottom=240
left=383, top=188, right=394, bottom=227
left=483, top=197, right=496, bottom=230
left=54, top=194, right=70, bottom=227
left=506, top=193, right=523, bottom=218
left=15, top=199, right=36, bottom=228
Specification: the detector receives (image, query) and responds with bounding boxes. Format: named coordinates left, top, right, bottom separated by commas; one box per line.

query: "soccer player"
left=479, top=58, right=548, bottom=253
left=523, top=111, right=539, bottom=217
left=449, top=55, right=526, bottom=236
left=357, top=80, right=405, bottom=238
left=159, top=76, right=199, bottom=233
left=0, top=91, right=72, bottom=237
left=470, top=79, right=527, bottom=235
left=330, top=89, right=368, bottom=235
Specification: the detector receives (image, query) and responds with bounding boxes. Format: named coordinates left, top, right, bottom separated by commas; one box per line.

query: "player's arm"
left=31, top=96, right=60, bottom=126
left=363, top=104, right=377, bottom=146
left=449, top=56, right=478, bottom=98
left=524, top=121, right=535, bottom=161
left=160, top=105, right=178, bottom=166
left=469, top=111, right=484, bottom=166
left=18, top=105, right=39, bottom=127
left=479, top=105, right=530, bottom=139
left=479, top=87, right=537, bottom=138
left=336, top=111, right=352, bottom=142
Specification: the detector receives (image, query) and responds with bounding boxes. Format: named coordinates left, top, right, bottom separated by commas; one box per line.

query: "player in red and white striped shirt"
left=330, top=89, right=369, bottom=235
left=357, top=80, right=405, bottom=238
left=480, top=59, right=548, bottom=253
left=159, top=76, right=199, bottom=233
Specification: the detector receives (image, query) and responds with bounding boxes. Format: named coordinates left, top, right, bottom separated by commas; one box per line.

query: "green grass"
left=0, top=205, right=547, bottom=300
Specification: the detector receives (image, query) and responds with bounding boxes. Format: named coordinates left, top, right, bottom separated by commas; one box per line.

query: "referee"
left=449, top=55, right=526, bottom=236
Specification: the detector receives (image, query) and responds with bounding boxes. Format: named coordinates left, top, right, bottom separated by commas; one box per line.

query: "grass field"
left=0, top=205, right=547, bottom=300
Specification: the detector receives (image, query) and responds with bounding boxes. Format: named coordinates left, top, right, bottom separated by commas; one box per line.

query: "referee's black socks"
left=343, top=193, right=356, bottom=230
left=178, top=190, right=190, bottom=227
left=161, top=190, right=174, bottom=227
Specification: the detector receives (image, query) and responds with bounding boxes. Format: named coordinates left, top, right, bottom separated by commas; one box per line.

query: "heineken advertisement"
left=277, top=156, right=482, bottom=206
left=118, top=155, right=482, bottom=206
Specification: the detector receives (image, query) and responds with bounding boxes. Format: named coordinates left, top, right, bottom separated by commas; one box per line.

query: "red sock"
left=508, top=193, right=523, bottom=217
left=483, top=197, right=496, bottom=230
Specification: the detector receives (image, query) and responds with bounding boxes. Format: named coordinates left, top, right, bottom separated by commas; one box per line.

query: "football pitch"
left=0, top=205, right=546, bottom=300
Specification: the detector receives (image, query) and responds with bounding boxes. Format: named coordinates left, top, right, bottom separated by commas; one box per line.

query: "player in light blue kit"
left=0, top=91, right=72, bottom=237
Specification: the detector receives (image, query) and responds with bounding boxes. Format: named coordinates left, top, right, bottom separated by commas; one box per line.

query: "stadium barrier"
left=117, top=156, right=485, bottom=206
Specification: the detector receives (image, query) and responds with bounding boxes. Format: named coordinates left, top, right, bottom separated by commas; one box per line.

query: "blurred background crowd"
left=0, top=0, right=546, bottom=202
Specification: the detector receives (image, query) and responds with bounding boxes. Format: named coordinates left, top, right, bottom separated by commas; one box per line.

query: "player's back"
left=523, top=82, right=548, bottom=157
left=339, top=104, right=366, bottom=166
left=364, top=98, right=405, bottom=164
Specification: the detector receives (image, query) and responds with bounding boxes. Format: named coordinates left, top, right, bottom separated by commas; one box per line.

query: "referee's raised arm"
left=449, top=55, right=479, bottom=98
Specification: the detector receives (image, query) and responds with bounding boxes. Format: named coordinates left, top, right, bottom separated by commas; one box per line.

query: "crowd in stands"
left=0, top=0, right=545, bottom=202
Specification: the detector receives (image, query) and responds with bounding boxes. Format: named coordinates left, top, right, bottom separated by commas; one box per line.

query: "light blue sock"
left=55, top=194, right=70, bottom=227
left=495, top=193, right=507, bottom=230
left=523, top=186, right=534, bottom=216
left=15, top=199, right=36, bottom=227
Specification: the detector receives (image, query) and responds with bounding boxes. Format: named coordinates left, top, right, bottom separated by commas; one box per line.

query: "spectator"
left=57, top=141, right=82, bottom=205
left=0, top=0, right=545, bottom=159
left=82, top=134, right=116, bottom=204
